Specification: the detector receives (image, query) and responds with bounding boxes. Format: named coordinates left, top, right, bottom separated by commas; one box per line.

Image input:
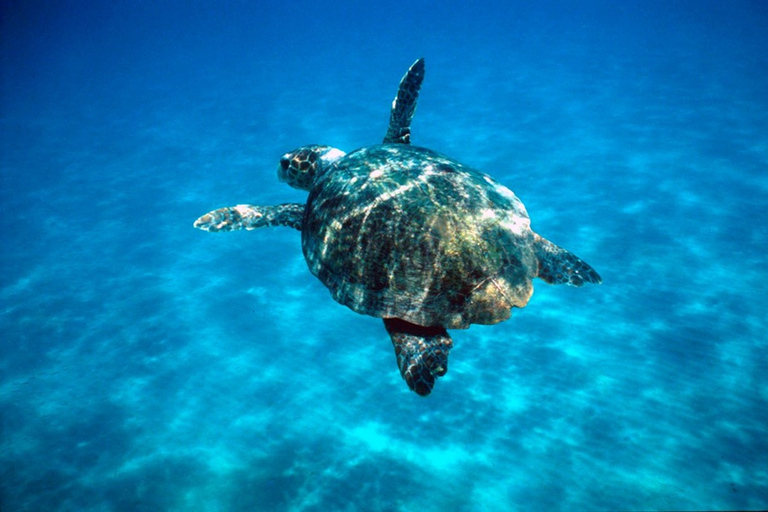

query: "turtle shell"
left=302, top=144, right=537, bottom=330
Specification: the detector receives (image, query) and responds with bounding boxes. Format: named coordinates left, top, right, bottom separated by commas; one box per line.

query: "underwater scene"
left=1, top=1, right=767, bottom=510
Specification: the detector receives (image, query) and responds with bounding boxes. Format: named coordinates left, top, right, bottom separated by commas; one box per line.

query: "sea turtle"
left=194, top=58, right=601, bottom=396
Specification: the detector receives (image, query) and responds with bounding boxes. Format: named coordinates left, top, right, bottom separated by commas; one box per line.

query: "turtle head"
left=278, top=145, right=346, bottom=191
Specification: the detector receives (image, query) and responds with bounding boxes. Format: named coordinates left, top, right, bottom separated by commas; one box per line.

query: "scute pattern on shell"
left=302, top=144, right=538, bottom=330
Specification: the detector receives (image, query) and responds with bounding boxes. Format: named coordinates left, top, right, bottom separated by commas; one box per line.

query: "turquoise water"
left=2, top=1, right=767, bottom=510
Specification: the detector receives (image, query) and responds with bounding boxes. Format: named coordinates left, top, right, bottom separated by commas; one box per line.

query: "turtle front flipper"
left=384, top=318, right=453, bottom=396
left=383, top=58, right=425, bottom=144
left=194, top=203, right=305, bottom=232
left=533, top=234, right=602, bottom=286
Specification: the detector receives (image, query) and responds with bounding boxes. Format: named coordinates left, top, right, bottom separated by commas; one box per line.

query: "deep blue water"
left=2, top=1, right=767, bottom=510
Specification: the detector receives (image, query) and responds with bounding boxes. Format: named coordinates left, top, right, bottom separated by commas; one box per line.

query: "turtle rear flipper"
left=383, top=58, right=425, bottom=144
left=534, top=234, right=602, bottom=286
left=194, top=203, right=305, bottom=232
left=384, top=318, right=453, bottom=396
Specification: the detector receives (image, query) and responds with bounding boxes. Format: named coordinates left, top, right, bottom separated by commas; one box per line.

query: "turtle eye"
left=280, top=157, right=290, bottom=170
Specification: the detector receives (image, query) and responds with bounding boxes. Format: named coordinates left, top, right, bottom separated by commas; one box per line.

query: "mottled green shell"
left=302, top=144, right=537, bottom=330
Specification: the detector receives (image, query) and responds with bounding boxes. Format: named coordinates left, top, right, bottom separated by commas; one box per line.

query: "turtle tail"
left=384, top=318, right=453, bottom=396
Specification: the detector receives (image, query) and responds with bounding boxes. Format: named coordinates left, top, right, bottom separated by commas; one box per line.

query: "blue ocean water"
left=2, top=1, right=767, bottom=510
